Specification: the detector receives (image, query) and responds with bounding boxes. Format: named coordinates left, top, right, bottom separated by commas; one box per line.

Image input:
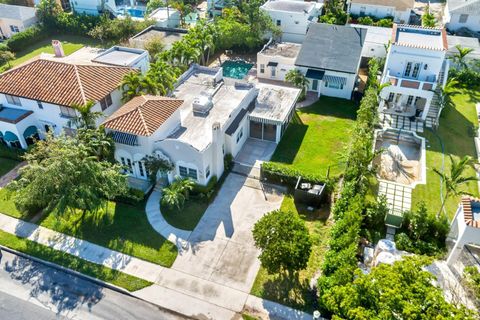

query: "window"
left=100, top=94, right=113, bottom=111
left=126, top=159, right=133, bottom=173
left=138, top=162, right=145, bottom=177
left=37, top=101, right=43, bottom=109
left=326, top=82, right=343, bottom=89
left=59, top=105, right=76, bottom=118
left=388, top=92, right=395, bottom=102
left=5, top=94, right=21, bottom=106
left=276, top=20, right=281, bottom=26
left=404, top=62, right=412, bottom=77
left=459, top=14, right=469, bottom=23
left=206, top=166, right=210, bottom=178
left=260, top=64, right=265, bottom=74
left=188, top=168, right=197, bottom=180
left=236, top=128, right=243, bottom=143
left=412, top=63, right=421, bottom=78
left=407, top=95, right=414, bottom=106
left=179, top=166, right=188, bottom=177
left=9, top=25, right=19, bottom=33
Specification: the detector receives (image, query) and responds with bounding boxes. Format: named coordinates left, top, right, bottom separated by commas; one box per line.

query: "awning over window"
left=23, top=126, right=38, bottom=139
left=4, top=131, right=19, bottom=142
left=267, top=61, right=278, bottom=67
left=323, top=75, right=347, bottom=86
left=112, top=131, right=138, bottom=146
left=305, top=69, right=325, bottom=80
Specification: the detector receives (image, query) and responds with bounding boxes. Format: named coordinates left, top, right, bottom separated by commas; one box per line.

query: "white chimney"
left=52, top=40, right=65, bottom=58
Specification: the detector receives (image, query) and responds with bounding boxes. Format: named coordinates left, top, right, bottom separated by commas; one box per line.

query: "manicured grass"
left=270, top=96, right=357, bottom=178
left=0, top=188, right=23, bottom=218
left=161, top=198, right=209, bottom=231
left=0, top=230, right=152, bottom=291
left=1, top=35, right=101, bottom=72
left=38, top=201, right=178, bottom=267
left=250, top=195, right=332, bottom=312
left=412, top=87, right=480, bottom=219
left=0, top=157, right=19, bottom=177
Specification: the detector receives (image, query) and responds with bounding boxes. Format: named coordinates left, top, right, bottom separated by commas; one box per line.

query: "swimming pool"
left=117, top=7, right=145, bottom=18
left=221, top=60, right=254, bottom=79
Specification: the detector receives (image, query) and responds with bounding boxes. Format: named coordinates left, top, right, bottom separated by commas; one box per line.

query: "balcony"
left=382, top=70, right=437, bottom=92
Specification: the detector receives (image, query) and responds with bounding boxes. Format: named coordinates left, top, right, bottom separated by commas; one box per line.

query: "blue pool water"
left=117, top=7, right=145, bottom=18
left=222, top=60, right=254, bottom=79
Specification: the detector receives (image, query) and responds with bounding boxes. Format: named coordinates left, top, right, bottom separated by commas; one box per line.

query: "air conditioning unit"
left=192, top=92, right=213, bottom=115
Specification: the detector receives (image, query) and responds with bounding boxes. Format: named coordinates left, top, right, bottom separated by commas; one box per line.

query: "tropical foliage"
left=161, top=178, right=195, bottom=210
left=285, top=69, right=309, bottom=101
left=325, top=256, right=475, bottom=319
left=422, top=5, right=436, bottom=27
left=142, top=154, right=174, bottom=183
left=252, top=209, right=312, bottom=275
left=319, top=0, right=348, bottom=25
left=69, top=100, right=102, bottom=129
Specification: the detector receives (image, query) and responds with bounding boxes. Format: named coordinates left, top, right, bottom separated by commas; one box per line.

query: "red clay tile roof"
left=0, top=59, right=134, bottom=106
left=462, top=196, right=480, bottom=228
left=102, top=95, right=183, bottom=136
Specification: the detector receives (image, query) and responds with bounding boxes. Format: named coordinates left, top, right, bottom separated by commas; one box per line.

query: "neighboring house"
left=446, top=196, right=480, bottom=266
left=444, top=0, right=480, bottom=32
left=0, top=4, right=37, bottom=39
left=294, top=23, right=367, bottom=100
left=103, top=64, right=300, bottom=186
left=129, top=26, right=188, bottom=51
left=0, top=45, right=141, bottom=149
left=257, top=40, right=301, bottom=81
left=149, top=7, right=181, bottom=28
left=348, top=0, right=414, bottom=23
left=70, top=0, right=117, bottom=15
left=260, top=0, right=323, bottom=43
left=378, top=24, right=449, bottom=123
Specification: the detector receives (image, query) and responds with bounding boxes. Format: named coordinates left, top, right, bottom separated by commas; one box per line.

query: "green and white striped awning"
left=323, top=75, right=347, bottom=86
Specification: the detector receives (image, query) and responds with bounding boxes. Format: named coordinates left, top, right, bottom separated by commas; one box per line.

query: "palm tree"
left=422, top=5, right=436, bottom=27
left=120, top=71, right=142, bottom=102
left=285, top=69, right=309, bottom=101
left=450, top=45, right=474, bottom=70
left=433, top=155, right=478, bottom=217
left=161, top=177, right=195, bottom=209
left=188, top=21, right=217, bottom=65
left=69, top=100, right=103, bottom=129
left=148, top=60, right=179, bottom=95
left=438, top=77, right=459, bottom=116
left=139, top=75, right=159, bottom=96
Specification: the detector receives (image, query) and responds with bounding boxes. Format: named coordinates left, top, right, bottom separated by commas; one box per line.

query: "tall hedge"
left=6, top=26, right=49, bottom=52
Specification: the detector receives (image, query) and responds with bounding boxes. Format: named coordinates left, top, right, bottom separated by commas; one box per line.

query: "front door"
left=312, top=79, right=318, bottom=91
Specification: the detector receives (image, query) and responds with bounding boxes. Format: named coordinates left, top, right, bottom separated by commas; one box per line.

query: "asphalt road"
left=0, top=249, right=189, bottom=320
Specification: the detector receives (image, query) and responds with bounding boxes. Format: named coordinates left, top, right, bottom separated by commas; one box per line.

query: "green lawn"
left=412, top=87, right=480, bottom=219
left=0, top=188, right=23, bottom=218
left=1, top=35, right=101, bottom=72
left=0, top=157, right=19, bottom=177
left=250, top=195, right=332, bottom=312
left=0, top=230, right=152, bottom=292
left=160, top=198, right=209, bottom=231
left=38, top=201, right=178, bottom=267
left=270, top=96, right=357, bottom=178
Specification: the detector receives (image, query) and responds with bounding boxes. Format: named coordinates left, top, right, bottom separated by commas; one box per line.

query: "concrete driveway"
left=171, top=173, right=284, bottom=293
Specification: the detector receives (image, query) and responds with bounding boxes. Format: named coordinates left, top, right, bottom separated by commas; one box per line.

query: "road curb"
left=0, top=244, right=134, bottom=296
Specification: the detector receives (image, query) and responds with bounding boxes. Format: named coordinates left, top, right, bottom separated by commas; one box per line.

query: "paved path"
left=0, top=161, right=26, bottom=188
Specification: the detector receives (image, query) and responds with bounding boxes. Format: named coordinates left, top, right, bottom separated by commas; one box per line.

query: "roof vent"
left=192, top=92, right=213, bottom=115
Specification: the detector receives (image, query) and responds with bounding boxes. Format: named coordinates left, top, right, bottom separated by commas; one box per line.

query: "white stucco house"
left=257, top=40, right=301, bottom=82
left=446, top=196, right=480, bottom=266
left=260, top=0, right=323, bottom=43
left=378, top=24, right=449, bottom=124
left=348, top=0, right=414, bottom=23
left=444, top=0, right=480, bottom=32
left=0, top=4, right=37, bottom=39
left=0, top=43, right=148, bottom=149
left=103, top=64, right=300, bottom=186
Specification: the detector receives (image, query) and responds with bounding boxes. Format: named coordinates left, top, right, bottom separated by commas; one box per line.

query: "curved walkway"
left=145, top=191, right=191, bottom=250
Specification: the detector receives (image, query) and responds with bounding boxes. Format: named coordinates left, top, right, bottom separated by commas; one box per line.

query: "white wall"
left=446, top=12, right=480, bottom=32
left=0, top=16, right=37, bottom=38
left=349, top=3, right=411, bottom=23
left=256, top=52, right=297, bottom=81
left=225, top=117, right=248, bottom=158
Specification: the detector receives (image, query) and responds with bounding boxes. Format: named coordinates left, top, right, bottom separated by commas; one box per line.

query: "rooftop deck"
left=259, top=42, right=301, bottom=59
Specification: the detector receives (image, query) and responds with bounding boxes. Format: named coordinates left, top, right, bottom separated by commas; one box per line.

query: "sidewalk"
left=0, top=213, right=313, bottom=319
left=0, top=161, right=26, bottom=188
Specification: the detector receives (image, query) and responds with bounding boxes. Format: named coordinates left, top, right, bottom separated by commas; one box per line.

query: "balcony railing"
left=382, top=70, right=437, bottom=92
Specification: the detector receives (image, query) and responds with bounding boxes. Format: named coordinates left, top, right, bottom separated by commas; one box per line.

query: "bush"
left=115, top=187, right=145, bottom=205
left=464, top=266, right=480, bottom=302
left=261, top=162, right=326, bottom=187
left=191, top=176, right=218, bottom=198
left=6, top=26, right=48, bottom=52
left=377, top=18, right=393, bottom=28
left=358, top=16, right=374, bottom=25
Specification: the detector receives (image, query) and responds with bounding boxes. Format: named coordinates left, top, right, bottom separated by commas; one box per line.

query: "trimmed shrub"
left=261, top=162, right=326, bottom=187
left=6, top=26, right=48, bottom=52
left=115, top=187, right=145, bottom=205
left=191, top=176, right=218, bottom=199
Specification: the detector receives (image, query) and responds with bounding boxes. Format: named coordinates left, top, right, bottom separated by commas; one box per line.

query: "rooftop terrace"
left=393, top=24, right=447, bottom=51
left=170, top=66, right=255, bottom=151
left=250, top=83, right=300, bottom=123
left=129, top=26, right=187, bottom=50
left=260, top=42, right=301, bottom=59
left=261, top=0, right=316, bottom=13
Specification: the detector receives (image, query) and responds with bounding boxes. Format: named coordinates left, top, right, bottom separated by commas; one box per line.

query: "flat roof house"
left=260, top=0, right=323, bottom=43
left=0, top=4, right=37, bottom=39
left=444, top=0, right=480, bottom=32
left=348, top=0, right=414, bottom=24
left=103, top=64, right=300, bottom=186
left=294, top=23, right=367, bottom=100
left=0, top=57, right=134, bottom=149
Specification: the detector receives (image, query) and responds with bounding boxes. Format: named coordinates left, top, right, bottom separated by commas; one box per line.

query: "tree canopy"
left=252, top=209, right=311, bottom=274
